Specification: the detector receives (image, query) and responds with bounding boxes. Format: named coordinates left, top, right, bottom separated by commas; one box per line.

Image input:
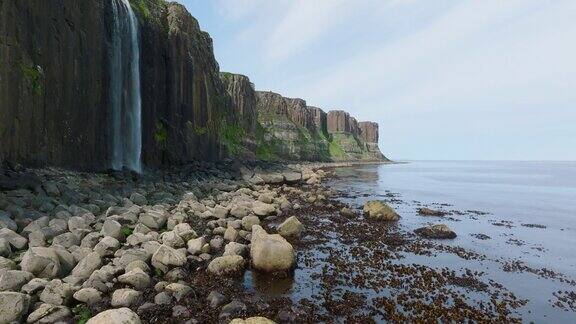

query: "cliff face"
left=0, top=0, right=387, bottom=170
left=219, top=78, right=386, bottom=162
left=220, top=73, right=257, bottom=134
left=0, top=0, right=111, bottom=170
left=0, top=0, right=231, bottom=170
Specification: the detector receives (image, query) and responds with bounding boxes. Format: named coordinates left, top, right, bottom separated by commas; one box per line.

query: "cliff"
left=0, top=0, right=232, bottom=170
left=0, top=0, right=387, bottom=171
left=223, top=75, right=387, bottom=162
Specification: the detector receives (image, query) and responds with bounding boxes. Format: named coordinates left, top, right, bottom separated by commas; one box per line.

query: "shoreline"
left=1, top=161, right=574, bottom=323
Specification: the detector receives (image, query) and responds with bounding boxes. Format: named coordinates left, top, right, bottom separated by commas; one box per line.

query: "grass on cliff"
left=220, top=121, right=245, bottom=157
left=19, top=62, right=43, bottom=96
left=154, top=120, right=168, bottom=150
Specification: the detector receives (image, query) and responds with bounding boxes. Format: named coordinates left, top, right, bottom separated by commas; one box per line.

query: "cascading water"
left=110, top=0, right=142, bottom=173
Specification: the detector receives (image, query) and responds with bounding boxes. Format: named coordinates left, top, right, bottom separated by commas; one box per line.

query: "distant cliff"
left=221, top=74, right=387, bottom=162
left=0, top=0, right=387, bottom=171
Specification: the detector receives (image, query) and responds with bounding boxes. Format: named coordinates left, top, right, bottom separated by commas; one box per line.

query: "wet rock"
left=39, top=279, right=74, bottom=305
left=208, top=255, right=246, bottom=276
left=26, top=303, right=71, bottom=323
left=414, top=224, right=457, bottom=239
left=172, top=305, right=192, bottom=317
left=151, top=245, right=186, bottom=273
left=418, top=207, right=447, bottom=216
left=0, top=292, right=30, bottom=323
left=277, top=216, right=304, bottom=238
left=219, top=300, right=248, bottom=322
left=250, top=226, right=295, bottom=273
left=363, top=201, right=399, bottom=221
left=340, top=207, right=356, bottom=218
left=111, top=288, right=143, bottom=307
left=0, top=269, right=33, bottom=291
left=73, top=287, right=102, bottom=304
left=86, top=308, right=142, bottom=324
left=207, top=290, right=226, bottom=308
left=118, top=268, right=151, bottom=290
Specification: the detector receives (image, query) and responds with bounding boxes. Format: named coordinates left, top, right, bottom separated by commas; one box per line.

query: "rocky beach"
left=1, top=0, right=574, bottom=323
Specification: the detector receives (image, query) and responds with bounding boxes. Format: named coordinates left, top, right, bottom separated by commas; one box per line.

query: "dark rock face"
left=220, top=73, right=257, bottom=133
left=0, top=0, right=111, bottom=170
left=0, top=0, right=229, bottom=170
left=0, top=1, right=388, bottom=169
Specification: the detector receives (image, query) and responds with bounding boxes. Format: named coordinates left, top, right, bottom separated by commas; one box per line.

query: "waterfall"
left=110, top=0, right=142, bottom=173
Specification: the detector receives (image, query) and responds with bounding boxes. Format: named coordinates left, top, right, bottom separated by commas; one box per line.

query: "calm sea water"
left=246, top=161, right=576, bottom=322
left=330, top=161, right=576, bottom=321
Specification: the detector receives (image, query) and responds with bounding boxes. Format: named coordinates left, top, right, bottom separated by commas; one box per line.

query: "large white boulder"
left=250, top=226, right=295, bottom=273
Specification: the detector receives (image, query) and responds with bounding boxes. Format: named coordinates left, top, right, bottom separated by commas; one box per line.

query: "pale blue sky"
left=181, top=0, right=576, bottom=160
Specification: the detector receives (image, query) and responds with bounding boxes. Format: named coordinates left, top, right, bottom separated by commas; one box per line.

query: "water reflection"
left=243, top=270, right=295, bottom=297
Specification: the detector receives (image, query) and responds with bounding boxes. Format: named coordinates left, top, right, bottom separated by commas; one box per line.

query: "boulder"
left=101, top=219, right=124, bottom=241
left=0, top=269, right=33, bottom=292
left=207, top=255, right=246, bottom=276
left=418, top=207, right=447, bottom=216
left=224, top=227, right=238, bottom=242
left=151, top=245, right=186, bottom=273
left=277, top=216, right=304, bottom=238
left=241, top=215, right=260, bottom=231
left=26, top=303, right=71, bottom=323
left=20, top=247, right=62, bottom=278
left=250, top=226, right=295, bottom=273
left=414, top=224, right=457, bottom=239
left=118, top=268, right=151, bottom=290
left=94, top=236, right=120, bottom=256
left=223, top=242, right=248, bottom=257
left=187, top=237, right=206, bottom=255
left=39, top=279, right=74, bottom=305
left=231, top=317, right=276, bottom=324
left=71, top=252, right=102, bottom=279
left=86, top=308, right=142, bottom=324
left=0, top=228, right=27, bottom=249
left=111, top=288, right=142, bottom=307
left=252, top=201, right=275, bottom=217
left=73, top=287, right=102, bottom=304
left=164, top=282, right=192, bottom=301
left=363, top=201, right=399, bottom=221
left=0, top=292, right=30, bottom=323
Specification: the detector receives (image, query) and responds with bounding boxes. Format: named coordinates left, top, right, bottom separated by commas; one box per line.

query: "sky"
left=181, top=0, right=576, bottom=161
